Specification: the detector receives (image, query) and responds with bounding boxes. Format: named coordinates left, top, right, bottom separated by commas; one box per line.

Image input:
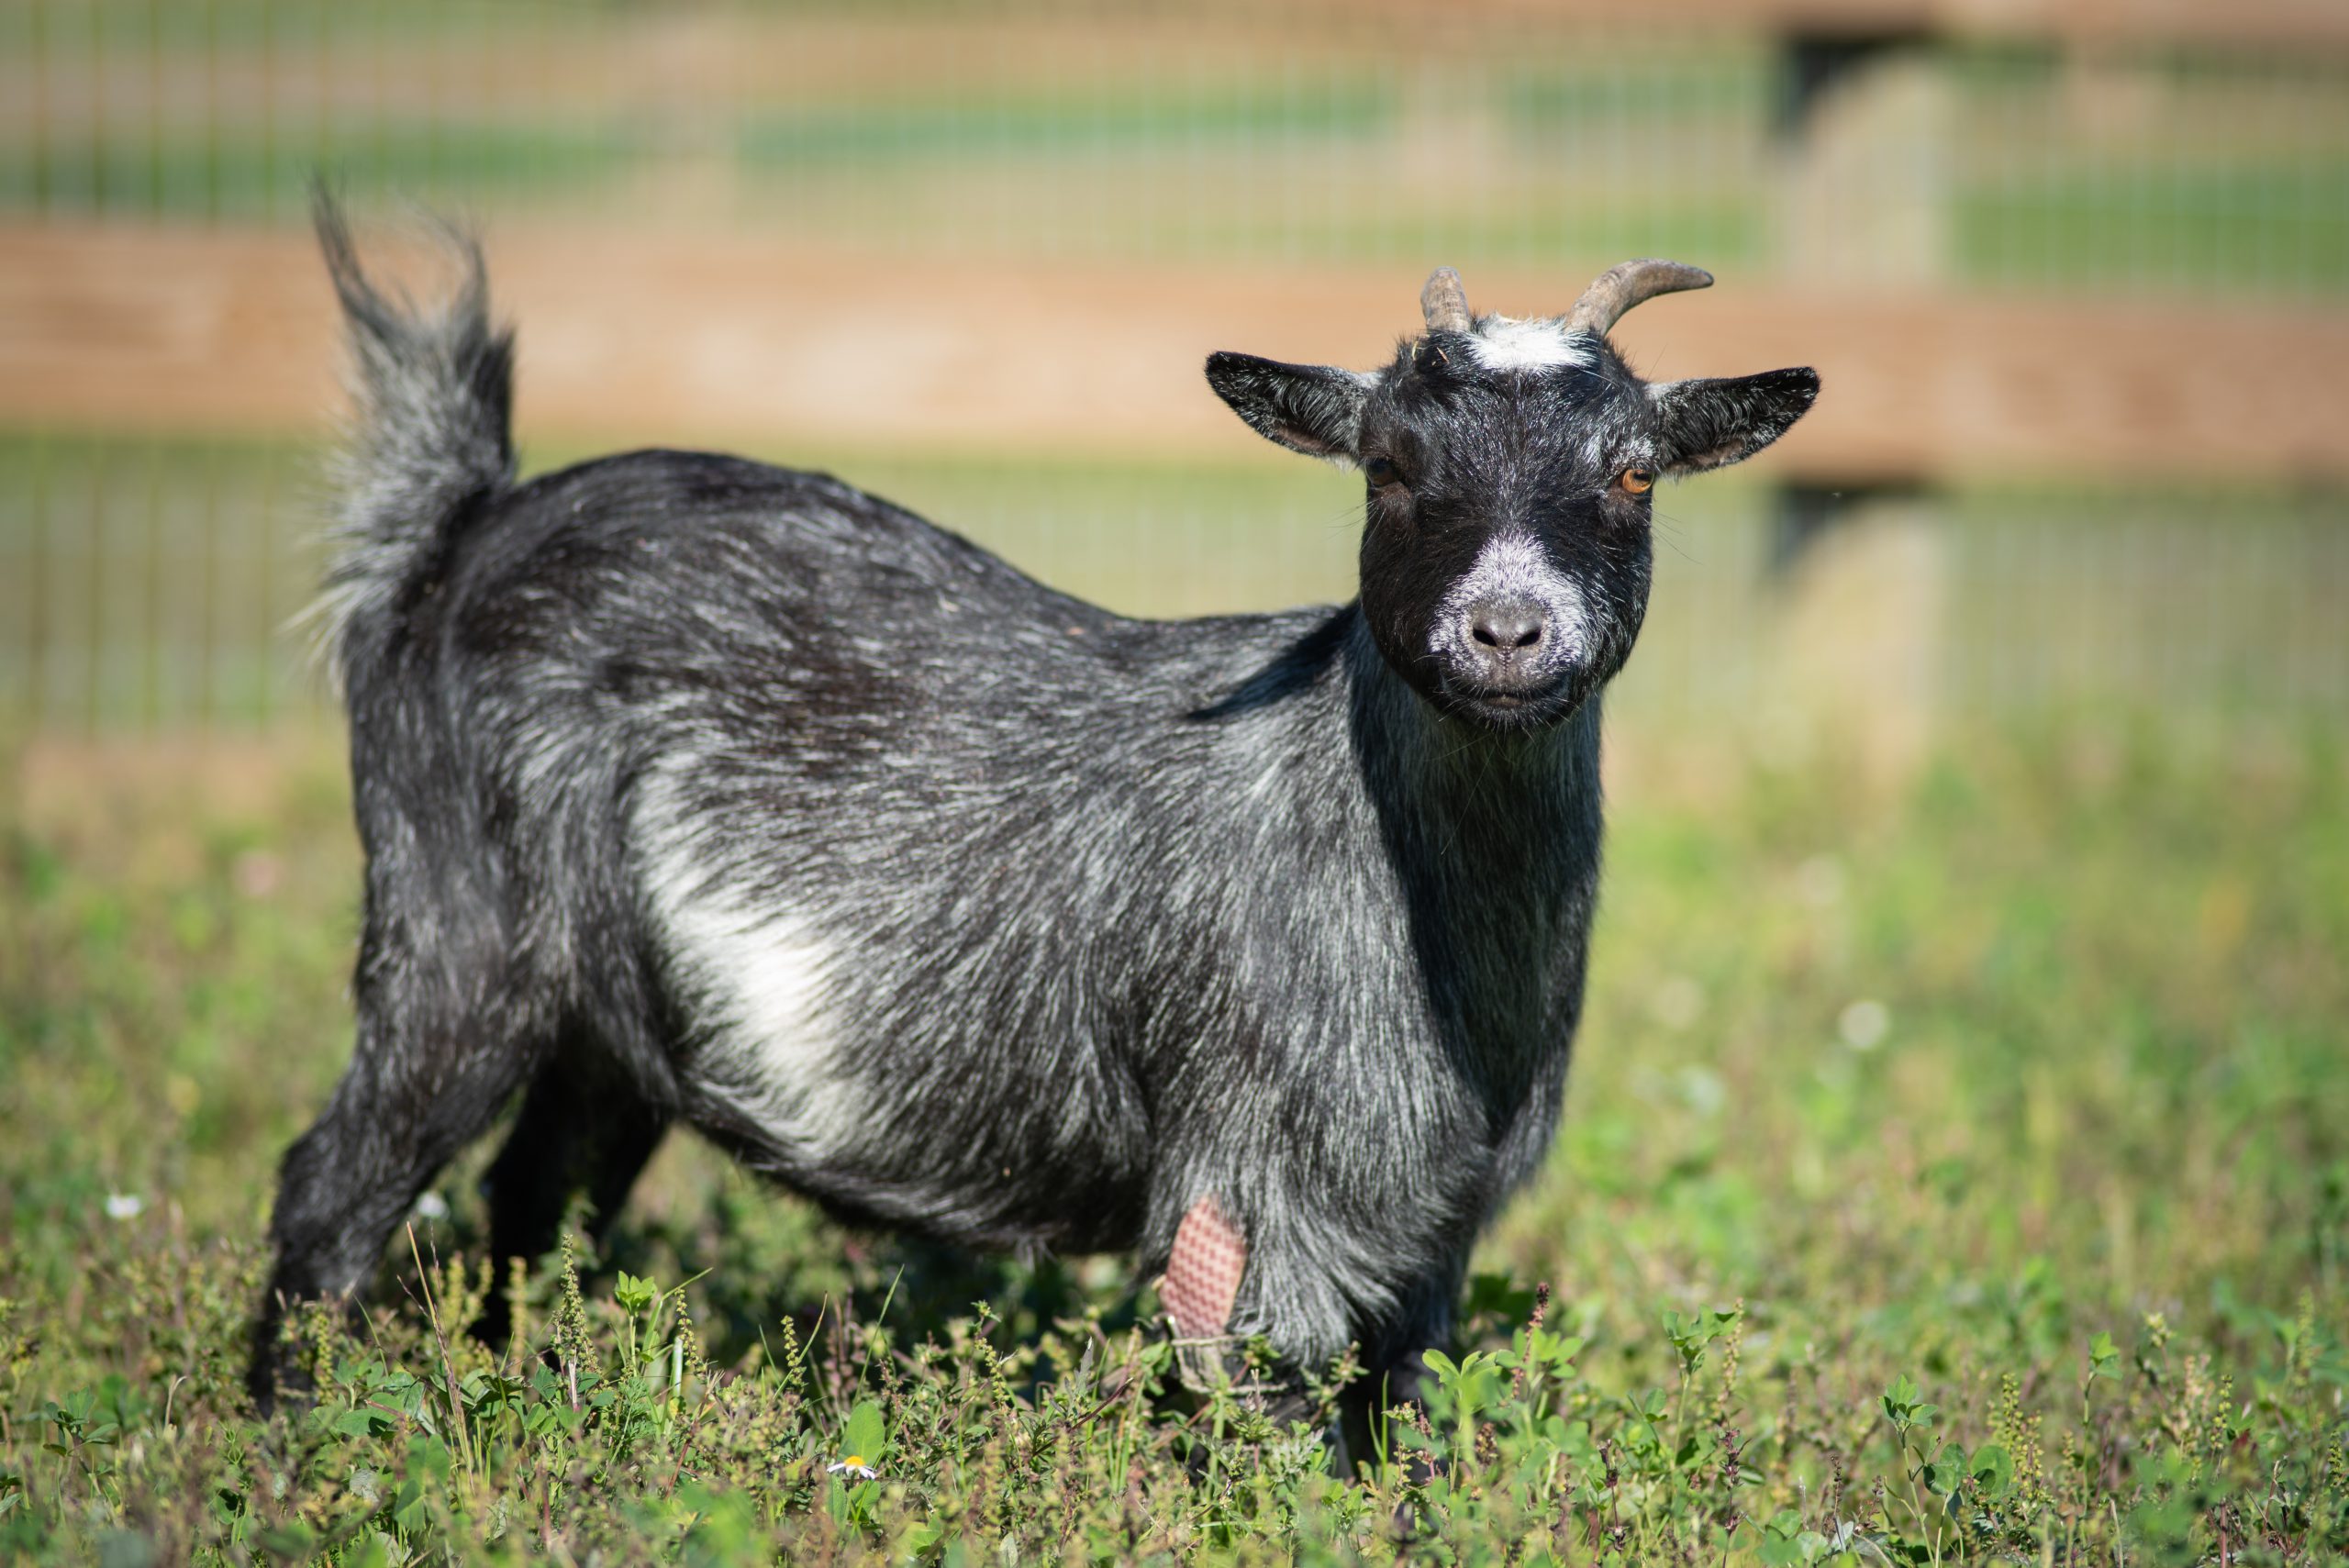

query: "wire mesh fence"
left=2, top=1, right=2345, bottom=735
left=5, top=430, right=2343, bottom=734
left=6, top=2, right=2344, bottom=293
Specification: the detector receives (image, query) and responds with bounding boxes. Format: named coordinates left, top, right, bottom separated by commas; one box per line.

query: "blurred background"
left=1, top=0, right=2343, bottom=751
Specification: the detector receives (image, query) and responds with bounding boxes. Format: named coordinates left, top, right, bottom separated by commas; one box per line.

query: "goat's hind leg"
left=250, top=957, right=545, bottom=1410
left=473, top=1046, right=669, bottom=1349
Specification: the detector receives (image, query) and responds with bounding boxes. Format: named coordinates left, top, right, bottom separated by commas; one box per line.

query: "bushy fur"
left=307, top=201, right=516, bottom=678
left=254, top=200, right=1816, bottom=1445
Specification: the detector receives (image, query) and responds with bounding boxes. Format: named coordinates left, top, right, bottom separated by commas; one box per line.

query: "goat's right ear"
left=1205, top=352, right=1367, bottom=464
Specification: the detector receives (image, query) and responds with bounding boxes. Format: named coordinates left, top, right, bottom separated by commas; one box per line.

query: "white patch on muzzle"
left=1430, top=532, right=1590, bottom=673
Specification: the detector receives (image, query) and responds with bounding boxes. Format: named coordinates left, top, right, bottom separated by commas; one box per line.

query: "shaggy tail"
left=308, top=190, right=515, bottom=676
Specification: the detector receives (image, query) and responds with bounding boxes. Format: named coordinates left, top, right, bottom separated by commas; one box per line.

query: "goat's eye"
left=1364, top=456, right=1406, bottom=489
left=1617, top=466, right=1655, bottom=495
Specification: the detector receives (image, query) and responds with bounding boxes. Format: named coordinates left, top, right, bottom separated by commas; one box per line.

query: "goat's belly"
left=649, top=895, right=1147, bottom=1250
left=686, top=1006, right=1150, bottom=1254
left=635, top=764, right=1151, bottom=1247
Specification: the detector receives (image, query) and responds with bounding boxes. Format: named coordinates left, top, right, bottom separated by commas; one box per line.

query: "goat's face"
left=1208, top=263, right=1819, bottom=729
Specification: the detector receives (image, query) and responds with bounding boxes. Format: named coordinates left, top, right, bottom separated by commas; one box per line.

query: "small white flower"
left=1839, top=999, right=1890, bottom=1051
left=105, top=1193, right=144, bottom=1220
left=826, top=1456, right=880, bottom=1481
left=412, top=1191, right=450, bottom=1221
left=349, top=1466, right=381, bottom=1505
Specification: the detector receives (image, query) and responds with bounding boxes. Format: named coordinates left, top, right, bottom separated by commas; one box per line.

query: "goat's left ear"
left=1205, top=351, right=1368, bottom=464
left=1648, top=367, right=1820, bottom=475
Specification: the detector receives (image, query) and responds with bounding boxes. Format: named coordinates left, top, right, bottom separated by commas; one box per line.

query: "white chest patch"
left=1465, top=316, right=1598, bottom=374
left=636, top=777, right=856, bottom=1157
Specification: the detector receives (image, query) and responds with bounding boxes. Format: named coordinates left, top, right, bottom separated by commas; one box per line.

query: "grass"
left=1, top=716, right=2344, bottom=1562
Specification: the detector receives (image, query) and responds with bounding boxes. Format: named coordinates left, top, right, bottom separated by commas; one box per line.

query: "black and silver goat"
left=253, top=204, right=1819, bottom=1445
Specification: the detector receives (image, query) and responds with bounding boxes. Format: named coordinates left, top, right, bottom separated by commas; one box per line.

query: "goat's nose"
left=1468, top=597, right=1546, bottom=656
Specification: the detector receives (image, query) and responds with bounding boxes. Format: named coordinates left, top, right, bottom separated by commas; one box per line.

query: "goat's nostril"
left=1469, top=602, right=1546, bottom=653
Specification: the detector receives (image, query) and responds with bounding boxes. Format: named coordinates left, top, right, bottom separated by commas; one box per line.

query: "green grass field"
left=2, top=718, right=2343, bottom=1563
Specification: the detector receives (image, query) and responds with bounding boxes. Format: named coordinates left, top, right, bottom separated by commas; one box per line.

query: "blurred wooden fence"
left=2, top=1, right=2345, bottom=734
left=7, top=222, right=2346, bottom=483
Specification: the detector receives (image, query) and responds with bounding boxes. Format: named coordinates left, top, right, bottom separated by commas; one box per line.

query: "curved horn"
left=1420, top=267, right=1472, bottom=334
left=1564, top=259, right=1713, bottom=336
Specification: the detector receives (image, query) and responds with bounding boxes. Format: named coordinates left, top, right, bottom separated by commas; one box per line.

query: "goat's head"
left=1208, top=262, right=1818, bottom=728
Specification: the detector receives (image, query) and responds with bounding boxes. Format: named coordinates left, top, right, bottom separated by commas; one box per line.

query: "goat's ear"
left=1647, top=367, right=1820, bottom=475
left=1205, top=352, right=1368, bottom=463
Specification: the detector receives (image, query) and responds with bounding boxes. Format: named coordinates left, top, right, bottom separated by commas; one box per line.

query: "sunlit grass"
left=1, top=720, right=2343, bottom=1561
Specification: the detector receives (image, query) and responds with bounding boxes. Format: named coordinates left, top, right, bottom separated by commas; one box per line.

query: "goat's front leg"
left=1158, top=1194, right=1451, bottom=1471
left=1331, top=1271, right=1461, bottom=1478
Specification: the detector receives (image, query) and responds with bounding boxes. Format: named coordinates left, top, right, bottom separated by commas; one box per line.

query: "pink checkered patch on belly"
left=1161, top=1194, right=1246, bottom=1341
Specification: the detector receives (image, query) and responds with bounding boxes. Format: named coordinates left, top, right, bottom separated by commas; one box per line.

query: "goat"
left=252, top=201, right=1818, bottom=1450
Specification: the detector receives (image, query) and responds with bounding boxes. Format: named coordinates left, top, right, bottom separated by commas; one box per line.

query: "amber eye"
left=1364, top=456, right=1407, bottom=489
left=1618, top=466, right=1655, bottom=495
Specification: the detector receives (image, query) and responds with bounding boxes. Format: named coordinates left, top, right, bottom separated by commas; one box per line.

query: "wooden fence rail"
left=5, top=222, right=2346, bottom=486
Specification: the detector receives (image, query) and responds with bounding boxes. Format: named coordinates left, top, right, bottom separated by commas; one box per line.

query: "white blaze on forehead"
left=1464, top=316, right=1598, bottom=374
left=637, top=772, right=856, bottom=1155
